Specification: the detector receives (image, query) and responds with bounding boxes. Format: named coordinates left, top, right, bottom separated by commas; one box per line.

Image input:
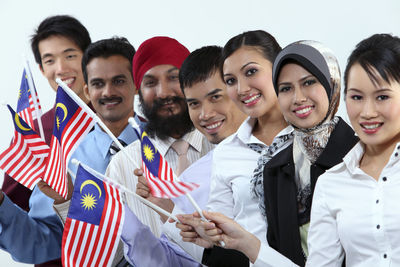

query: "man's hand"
left=175, top=212, right=220, bottom=248
left=37, top=173, right=74, bottom=204
left=135, top=168, right=174, bottom=222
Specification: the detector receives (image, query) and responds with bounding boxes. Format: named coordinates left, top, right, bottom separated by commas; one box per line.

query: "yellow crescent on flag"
left=55, top=103, right=68, bottom=123
left=80, top=179, right=102, bottom=198
left=14, top=114, right=31, bottom=131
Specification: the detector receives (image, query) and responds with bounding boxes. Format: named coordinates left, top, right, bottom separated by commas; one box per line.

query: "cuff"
left=53, top=200, right=71, bottom=225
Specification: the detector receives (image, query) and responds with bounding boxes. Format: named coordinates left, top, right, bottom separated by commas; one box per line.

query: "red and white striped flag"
left=0, top=105, right=49, bottom=189
left=138, top=129, right=199, bottom=198
left=16, top=69, right=42, bottom=131
left=43, top=86, right=95, bottom=198
left=62, top=164, right=124, bottom=267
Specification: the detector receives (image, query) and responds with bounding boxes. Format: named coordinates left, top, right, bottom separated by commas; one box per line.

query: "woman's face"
left=223, top=46, right=279, bottom=118
left=277, top=63, right=329, bottom=129
left=346, top=63, right=400, bottom=149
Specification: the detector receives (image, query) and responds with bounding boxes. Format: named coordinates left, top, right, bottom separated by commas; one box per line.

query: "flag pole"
left=55, top=78, right=137, bottom=165
left=23, top=56, right=44, bottom=140
left=128, top=118, right=207, bottom=221
left=71, top=159, right=179, bottom=222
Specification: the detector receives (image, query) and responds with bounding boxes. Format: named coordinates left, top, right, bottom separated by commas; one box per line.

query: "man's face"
left=84, top=55, right=135, bottom=125
left=185, top=72, right=247, bottom=144
left=139, top=64, right=193, bottom=139
left=38, top=35, right=87, bottom=102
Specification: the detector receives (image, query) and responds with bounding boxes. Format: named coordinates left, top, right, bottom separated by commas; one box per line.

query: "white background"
left=0, top=0, right=399, bottom=265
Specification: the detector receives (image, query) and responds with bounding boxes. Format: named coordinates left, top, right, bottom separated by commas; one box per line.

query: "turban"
left=132, top=36, right=190, bottom=89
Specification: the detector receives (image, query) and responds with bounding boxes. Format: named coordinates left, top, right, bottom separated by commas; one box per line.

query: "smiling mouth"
left=242, top=94, right=261, bottom=105
left=61, top=78, right=75, bottom=86
left=205, top=120, right=223, bottom=130
left=361, top=123, right=383, bottom=130
left=295, top=106, right=313, bottom=114
left=99, top=97, right=122, bottom=106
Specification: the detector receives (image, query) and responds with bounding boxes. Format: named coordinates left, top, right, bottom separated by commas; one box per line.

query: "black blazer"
left=263, top=117, right=358, bottom=266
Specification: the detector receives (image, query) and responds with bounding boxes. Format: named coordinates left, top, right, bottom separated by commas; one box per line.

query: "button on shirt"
left=207, top=117, right=293, bottom=246
left=307, top=141, right=400, bottom=267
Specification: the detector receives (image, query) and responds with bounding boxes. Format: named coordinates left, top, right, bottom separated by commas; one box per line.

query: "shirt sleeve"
left=0, top=187, right=63, bottom=263
left=206, top=156, right=235, bottom=217
left=253, top=243, right=300, bottom=267
left=306, top=179, right=344, bottom=267
left=122, top=204, right=201, bottom=267
left=161, top=205, right=205, bottom=263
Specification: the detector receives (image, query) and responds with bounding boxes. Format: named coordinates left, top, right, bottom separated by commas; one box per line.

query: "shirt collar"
left=235, top=117, right=294, bottom=145
left=343, top=141, right=400, bottom=177
left=95, top=123, right=138, bottom=159
left=149, top=129, right=202, bottom=157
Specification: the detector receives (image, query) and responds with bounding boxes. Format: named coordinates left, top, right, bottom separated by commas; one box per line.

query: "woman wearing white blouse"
left=306, top=33, right=400, bottom=266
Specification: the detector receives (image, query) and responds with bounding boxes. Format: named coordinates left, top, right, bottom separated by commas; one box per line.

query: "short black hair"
left=31, top=15, right=91, bottom=67
left=221, top=30, right=281, bottom=78
left=179, top=45, right=223, bottom=93
left=344, top=33, right=400, bottom=95
left=81, top=37, right=136, bottom=84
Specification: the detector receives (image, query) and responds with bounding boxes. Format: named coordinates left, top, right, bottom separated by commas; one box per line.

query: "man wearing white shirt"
left=113, top=45, right=247, bottom=266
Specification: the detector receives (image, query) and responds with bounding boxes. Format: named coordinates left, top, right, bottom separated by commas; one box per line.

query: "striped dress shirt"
left=105, top=129, right=214, bottom=238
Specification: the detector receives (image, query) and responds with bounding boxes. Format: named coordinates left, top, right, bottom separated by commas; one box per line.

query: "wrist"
left=0, top=191, right=4, bottom=205
left=239, top=233, right=260, bottom=263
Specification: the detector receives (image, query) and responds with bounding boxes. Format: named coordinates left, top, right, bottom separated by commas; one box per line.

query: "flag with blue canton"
left=0, top=105, right=49, bottom=189
left=62, top=164, right=124, bottom=267
left=43, top=86, right=95, bottom=198
left=139, top=129, right=199, bottom=198
left=16, top=69, right=42, bottom=130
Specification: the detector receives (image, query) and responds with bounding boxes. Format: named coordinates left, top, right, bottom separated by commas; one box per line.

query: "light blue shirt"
left=68, top=122, right=140, bottom=176
left=121, top=150, right=214, bottom=267
left=0, top=118, right=141, bottom=264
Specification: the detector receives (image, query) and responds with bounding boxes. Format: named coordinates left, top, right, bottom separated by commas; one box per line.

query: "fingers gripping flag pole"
left=127, top=118, right=205, bottom=219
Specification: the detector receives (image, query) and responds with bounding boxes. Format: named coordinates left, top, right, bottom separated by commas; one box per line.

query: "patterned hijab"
left=273, top=41, right=341, bottom=224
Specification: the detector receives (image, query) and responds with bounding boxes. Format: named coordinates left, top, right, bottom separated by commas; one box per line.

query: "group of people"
left=1, top=13, right=400, bottom=267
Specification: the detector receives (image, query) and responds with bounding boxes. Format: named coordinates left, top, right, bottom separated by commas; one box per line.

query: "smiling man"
left=118, top=46, right=247, bottom=266
left=0, top=15, right=91, bottom=266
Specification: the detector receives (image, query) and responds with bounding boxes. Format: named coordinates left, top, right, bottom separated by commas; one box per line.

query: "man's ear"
left=83, top=84, right=91, bottom=101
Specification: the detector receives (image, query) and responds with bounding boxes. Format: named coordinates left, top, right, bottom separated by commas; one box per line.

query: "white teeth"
left=205, top=121, right=222, bottom=130
left=243, top=94, right=260, bottom=104
left=295, top=107, right=312, bottom=114
left=62, top=78, right=74, bottom=85
left=363, top=124, right=381, bottom=129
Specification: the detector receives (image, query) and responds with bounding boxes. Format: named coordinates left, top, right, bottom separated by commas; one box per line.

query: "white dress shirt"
left=207, top=117, right=292, bottom=242
left=106, top=129, right=213, bottom=238
left=307, top=141, right=400, bottom=267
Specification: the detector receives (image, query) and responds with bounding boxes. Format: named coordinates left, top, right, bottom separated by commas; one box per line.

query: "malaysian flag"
left=16, top=69, right=42, bottom=130
left=43, top=86, right=95, bottom=198
left=0, top=105, right=49, bottom=189
left=62, top=164, right=124, bottom=267
left=139, top=130, right=199, bottom=198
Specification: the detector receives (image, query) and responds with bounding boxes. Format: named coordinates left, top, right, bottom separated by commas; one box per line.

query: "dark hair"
left=81, top=37, right=136, bottom=84
left=31, top=15, right=91, bottom=67
left=221, top=30, right=282, bottom=78
left=179, top=45, right=223, bottom=93
left=344, top=33, right=400, bottom=95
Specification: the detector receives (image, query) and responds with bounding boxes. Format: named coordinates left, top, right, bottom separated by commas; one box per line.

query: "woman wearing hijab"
left=260, top=40, right=358, bottom=266
left=190, top=41, right=358, bottom=266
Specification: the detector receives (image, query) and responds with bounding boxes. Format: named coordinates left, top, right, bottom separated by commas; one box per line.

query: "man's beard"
left=139, top=93, right=194, bottom=140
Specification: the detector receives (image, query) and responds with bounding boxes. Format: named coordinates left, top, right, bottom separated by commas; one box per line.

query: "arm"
left=306, top=181, right=344, bottom=267
left=0, top=186, right=63, bottom=263
left=122, top=204, right=201, bottom=267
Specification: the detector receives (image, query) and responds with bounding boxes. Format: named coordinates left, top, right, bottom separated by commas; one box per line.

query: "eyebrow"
left=41, top=48, right=79, bottom=60
left=223, top=62, right=258, bottom=77
left=186, top=88, right=223, bottom=103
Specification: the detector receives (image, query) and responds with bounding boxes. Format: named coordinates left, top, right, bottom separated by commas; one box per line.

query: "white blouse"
left=307, top=141, right=400, bottom=267
left=207, top=117, right=293, bottom=243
